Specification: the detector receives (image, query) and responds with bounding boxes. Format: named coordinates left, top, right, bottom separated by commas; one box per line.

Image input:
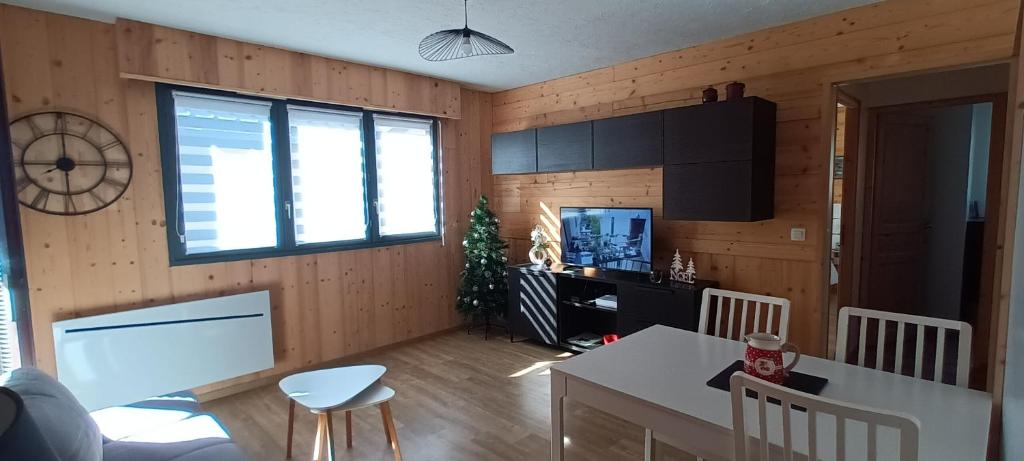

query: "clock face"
left=9, top=112, right=132, bottom=216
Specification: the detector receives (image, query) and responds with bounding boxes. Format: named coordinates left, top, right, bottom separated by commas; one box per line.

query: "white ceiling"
left=4, top=0, right=878, bottom=91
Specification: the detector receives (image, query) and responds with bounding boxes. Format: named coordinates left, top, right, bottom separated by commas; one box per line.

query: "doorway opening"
left=826, top=64, right=1009, bottom=389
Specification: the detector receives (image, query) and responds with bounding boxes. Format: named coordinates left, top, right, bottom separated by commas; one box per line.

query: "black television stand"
left=507, top=263, right=716, bottom=352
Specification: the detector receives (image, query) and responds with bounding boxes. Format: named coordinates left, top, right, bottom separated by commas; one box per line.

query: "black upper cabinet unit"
left=663, top=97, right=776, bottom=221
left=537, top=121, right=593, bottom=172
left=593, top=111, right=664, bottom=169
left=491, top=129, right=537, bottom=174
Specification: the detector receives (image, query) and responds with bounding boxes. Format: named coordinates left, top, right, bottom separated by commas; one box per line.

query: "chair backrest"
left=699, top=288, right=791, bottom=341
left=730, top=372, right=920, bottom=461
left=835, top=306, right=972, bottom=387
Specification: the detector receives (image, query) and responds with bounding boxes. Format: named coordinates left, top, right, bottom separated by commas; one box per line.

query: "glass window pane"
left=172, top=92, right=278, bottom=255
left=373, top=115, right=437, bottom=236
left=288, top=107, right=368, bottom=244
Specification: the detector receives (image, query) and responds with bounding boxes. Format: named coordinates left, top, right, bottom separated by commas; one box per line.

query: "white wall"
left=968, top=103, right=992, bottom=219
left=923, top=105, right=973, bottom=320
left=1002, top=123, right=1024, bottom=460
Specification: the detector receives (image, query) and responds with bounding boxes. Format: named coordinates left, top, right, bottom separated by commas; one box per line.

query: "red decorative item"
left=603, top=334, right=619, bottom=345
left=701, top=87, right=718, bottom=103
left=743, top=333, right=800, bottom=385
left=726, top=81, right=746, bottom=101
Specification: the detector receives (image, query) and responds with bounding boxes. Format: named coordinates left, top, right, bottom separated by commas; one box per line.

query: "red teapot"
left=744, top=332, right=801, bottom=385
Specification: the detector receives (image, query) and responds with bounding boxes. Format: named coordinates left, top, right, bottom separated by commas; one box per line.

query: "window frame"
left=156, top=84, right=442, bottom=266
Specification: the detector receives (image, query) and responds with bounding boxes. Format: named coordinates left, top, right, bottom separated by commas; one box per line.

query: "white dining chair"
left=699, top=288, right=792, bottom=341
left=646, top=288, right=793, bottom=461
left=835, top=306, right=972, bottom=387
left=730, top=371, right=921, bottom=461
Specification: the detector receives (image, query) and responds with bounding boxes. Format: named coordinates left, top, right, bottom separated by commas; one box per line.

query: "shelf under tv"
left=560, top=299, right=617, bottom=313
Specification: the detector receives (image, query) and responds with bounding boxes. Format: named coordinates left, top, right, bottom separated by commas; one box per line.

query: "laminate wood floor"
left=204, top=330, right=700, bottom=460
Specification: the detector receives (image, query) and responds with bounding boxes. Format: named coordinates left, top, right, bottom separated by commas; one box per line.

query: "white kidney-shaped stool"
left=279, top=365, right=401, bottom=461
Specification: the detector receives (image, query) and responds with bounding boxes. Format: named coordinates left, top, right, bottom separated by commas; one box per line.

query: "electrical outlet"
left=790, top=228, right=806, bottom=242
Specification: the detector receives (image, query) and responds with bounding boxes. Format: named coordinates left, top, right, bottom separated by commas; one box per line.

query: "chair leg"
left=644, top=428, right=655, bottom=461
left=381, top=402, right=402, bottom=461
left=286, top=399, right=295, bottom=459
left=345, top=410, right=353, bottom=448
left=380, top=405, right=393, bottom=445
left=325, top=411, right=336, bottom=461
left=313, top=413, right=327, bottom=461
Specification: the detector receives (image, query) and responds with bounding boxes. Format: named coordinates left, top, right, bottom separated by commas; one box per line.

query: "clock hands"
left=58, top=113, right=68, bottom=160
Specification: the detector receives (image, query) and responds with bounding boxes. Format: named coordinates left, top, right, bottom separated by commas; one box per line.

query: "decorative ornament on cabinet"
left=682, top=258, right=697, bottom=284
left=726, top=81, right=746, bottom=101
left=529, top=224, right=550, bottom=266
left=701, top=87, right=718, bottom=103
left=669, top=249, right=686, bottom=281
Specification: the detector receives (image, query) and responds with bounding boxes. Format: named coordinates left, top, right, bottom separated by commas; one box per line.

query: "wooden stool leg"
left=312, top=413, right=327, bottom=461
left=644, top=428, right=655, bottom=461
left=379, top=405, right=392, bottom=445
left=345, top=410, right=353, bottom=448
left=286, top=399, right=295, bottom=459
left=325, top=411, right=337, bottom=461
left=381, top=402, right=402, bottom=461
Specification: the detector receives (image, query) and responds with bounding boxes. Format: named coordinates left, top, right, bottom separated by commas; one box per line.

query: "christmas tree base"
left=466, top=311, right=512, bottom=342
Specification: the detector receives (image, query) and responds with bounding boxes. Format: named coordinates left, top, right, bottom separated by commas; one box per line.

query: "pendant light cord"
left=464, top=0, right=469, bottom=27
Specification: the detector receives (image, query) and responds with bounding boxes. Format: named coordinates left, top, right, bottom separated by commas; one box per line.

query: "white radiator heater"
left=52, top=291, right=274, bottom=411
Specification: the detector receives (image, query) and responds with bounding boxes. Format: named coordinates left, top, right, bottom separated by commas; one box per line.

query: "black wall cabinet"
left=663, top=97, right=776, bottom=221
left=491, top=129, right=537, bottom=174
left=594, top=111, right=663, bottom=169
left=538, top=122, right=593, bottom=172
left=490, top=96, right=776, bottom=222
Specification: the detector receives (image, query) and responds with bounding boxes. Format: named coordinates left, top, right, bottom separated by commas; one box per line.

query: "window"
left=288, top=107, right=368, bottom=245
left=157, top=85, right=440, bottom=265
left=373, top=115, right=439, bottom=237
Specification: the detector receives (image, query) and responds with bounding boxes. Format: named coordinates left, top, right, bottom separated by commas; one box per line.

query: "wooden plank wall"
left=114, top=19, right=462, bottom=119
left=491, top=0, right=1020, bottom=355
left=0, top=5, right=492, bottom=393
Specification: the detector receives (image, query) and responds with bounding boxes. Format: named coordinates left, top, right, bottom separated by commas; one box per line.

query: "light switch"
left=790, top=228, right=806, bottom=242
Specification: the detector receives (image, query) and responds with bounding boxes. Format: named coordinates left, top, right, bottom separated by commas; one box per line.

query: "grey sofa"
left=1, top=367, right=249, bottom=461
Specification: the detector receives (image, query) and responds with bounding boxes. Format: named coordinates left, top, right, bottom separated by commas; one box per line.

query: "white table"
left=279, top=365, right=401, bottom=461
left=550, top=325, right=991, bottom=460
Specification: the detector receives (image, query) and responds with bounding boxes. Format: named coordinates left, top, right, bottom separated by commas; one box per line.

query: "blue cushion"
left=1, top=367, right=102, bottom=461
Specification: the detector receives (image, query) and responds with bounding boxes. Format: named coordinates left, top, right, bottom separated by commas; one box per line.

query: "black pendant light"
left=419, top=0, right=513, bottom=61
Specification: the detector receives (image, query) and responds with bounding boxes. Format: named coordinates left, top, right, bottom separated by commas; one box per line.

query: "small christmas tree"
left=456, top=196, right=509, bottom=320
left=682, top=258, right=697, bottom=284
left=670, top=250, right=686, bottom=281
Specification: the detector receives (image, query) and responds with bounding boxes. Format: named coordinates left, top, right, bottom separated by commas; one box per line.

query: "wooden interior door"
left=860, top=112, right=931, bottom=315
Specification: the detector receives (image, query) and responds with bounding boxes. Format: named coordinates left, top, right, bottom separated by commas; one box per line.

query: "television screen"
left=559, top=207, right=653, bottom=272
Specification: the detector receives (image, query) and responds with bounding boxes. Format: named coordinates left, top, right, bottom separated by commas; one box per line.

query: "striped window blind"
left=172, top=91, right=278, bottom=255
left=288, top=106, right=368, bottom=245
left=373, top=115, right=437, bottom=236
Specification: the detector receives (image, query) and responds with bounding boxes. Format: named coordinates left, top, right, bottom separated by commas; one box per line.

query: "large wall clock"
left=8, top=111, right=132, bottom=216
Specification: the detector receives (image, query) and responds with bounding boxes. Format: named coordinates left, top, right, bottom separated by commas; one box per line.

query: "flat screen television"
left=559, top=207, right=653, bottom=272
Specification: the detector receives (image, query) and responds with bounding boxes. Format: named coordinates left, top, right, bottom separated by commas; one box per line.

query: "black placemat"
left=707, top=360, right=828, bottom=408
